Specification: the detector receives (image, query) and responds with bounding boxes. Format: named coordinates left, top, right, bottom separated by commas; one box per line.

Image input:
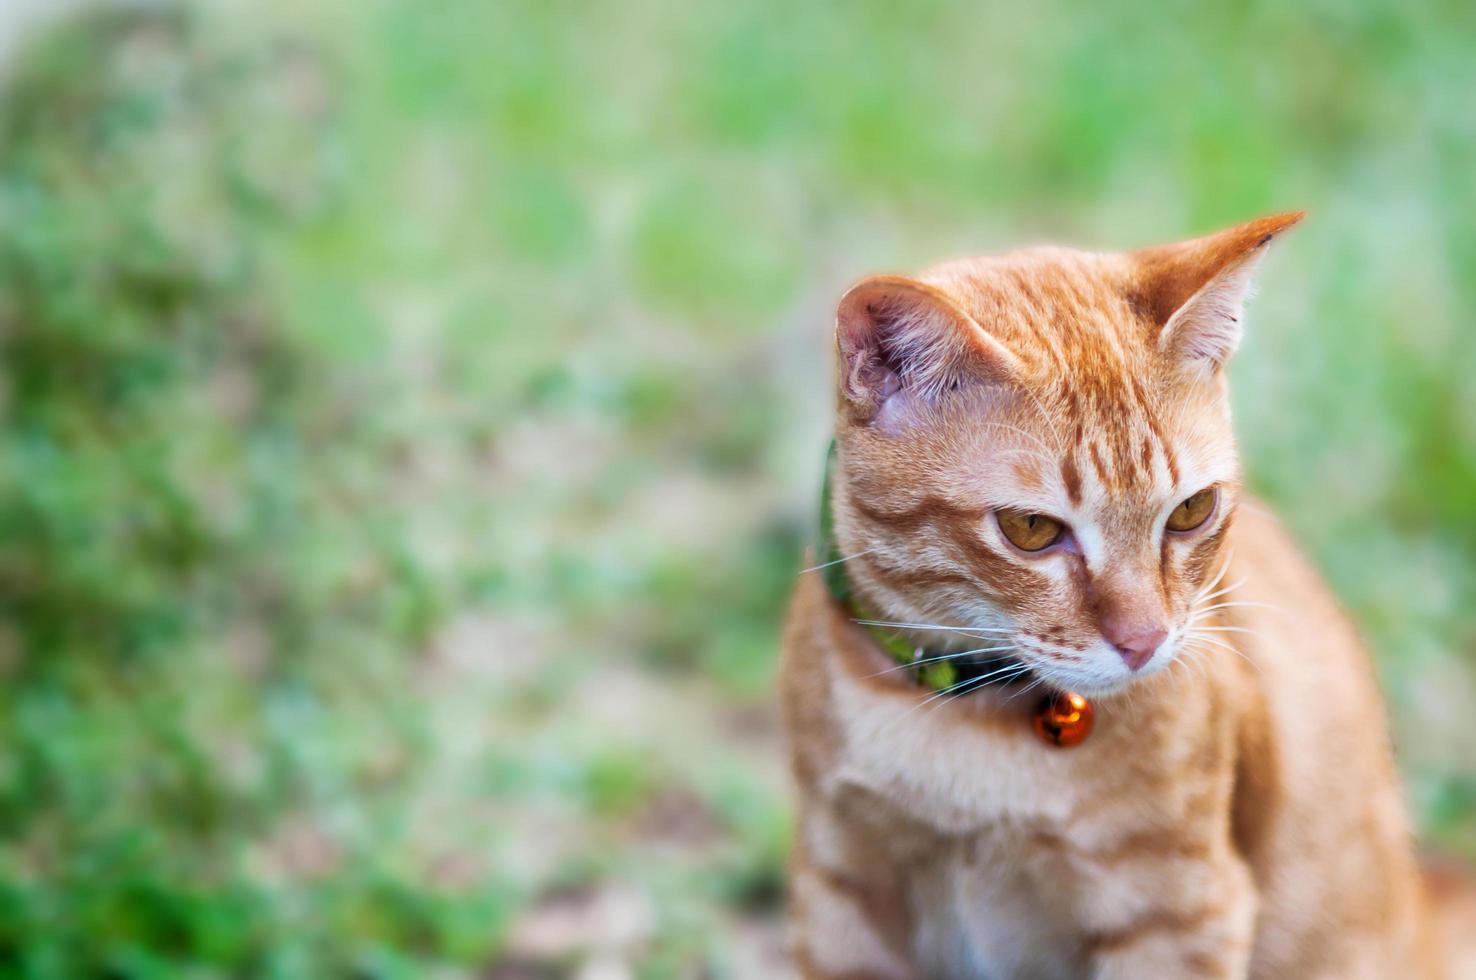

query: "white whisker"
left=801, top=547, right=881, bottom=574
left=851, top=619, right=1015, bottom=644
left=921, top=664, right=1036, bottom=717
left=859, top=646, right=1016, bottom=680
left=1184, top=632, right=1265, bottom=679
left=894, top=663, right=1034, bottom=722
left=1191, top=600, right=1282, bottom=616
left=1194, top=551, right=1237, bottom=603
left=1170, top=648, right=1208, bottom=687
left=1197, top=575, right=1245, bottom=606
left=1185, top=646, right=1210, bottom=683
left=1193, top=625, right=1267, bottom=639
left=1003, top=673, right=1050, bottom=705
left=1167, top=654, right=1189, bottom=692
left=852, top=619, right=1013, bottom=634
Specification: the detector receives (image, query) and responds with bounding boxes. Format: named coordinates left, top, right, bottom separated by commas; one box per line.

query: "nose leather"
left=1089, top=575, right=1170, bottom=673
left=1105, top=624, right=1167, bottom=671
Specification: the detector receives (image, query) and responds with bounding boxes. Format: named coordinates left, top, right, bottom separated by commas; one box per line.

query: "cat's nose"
left=1104, top=624, right=1167, bottom=672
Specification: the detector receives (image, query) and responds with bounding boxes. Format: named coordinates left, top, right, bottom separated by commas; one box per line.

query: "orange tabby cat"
left=780, top=213, right=1476, bottom=979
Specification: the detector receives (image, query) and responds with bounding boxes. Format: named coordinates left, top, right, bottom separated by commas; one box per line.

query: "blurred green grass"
left=0, top=0, right=1472, bottom=975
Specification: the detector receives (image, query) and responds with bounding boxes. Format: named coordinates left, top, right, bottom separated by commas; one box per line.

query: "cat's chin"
left=1053, top=676, right=1138, bottom=698
left=1026, top=635, right=1191, bottom=698
left=1028, top=658, right=1172, bottom=699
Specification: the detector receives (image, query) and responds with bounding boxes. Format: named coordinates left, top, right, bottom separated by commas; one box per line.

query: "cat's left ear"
left=1133, top=211, right=1306, bottom=373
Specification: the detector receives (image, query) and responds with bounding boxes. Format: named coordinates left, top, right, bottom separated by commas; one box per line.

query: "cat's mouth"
left=1016, top=639, right=1178, bottom=698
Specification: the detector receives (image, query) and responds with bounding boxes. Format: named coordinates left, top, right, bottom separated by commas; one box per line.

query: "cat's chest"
left=825, top=677, right=1112, bottom=977
left=826, top=661, right=1122, bottom=832
left=908, top=831, right=1087, bottom=980
left=823, top=654, right=1226, bottom=975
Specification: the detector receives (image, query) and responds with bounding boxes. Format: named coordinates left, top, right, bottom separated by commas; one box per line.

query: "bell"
left=1033, top=691, right=1094, bottom=748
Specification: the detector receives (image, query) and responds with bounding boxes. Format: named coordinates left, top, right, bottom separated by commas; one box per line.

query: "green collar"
left=818, top=440, right=1027, bottom=694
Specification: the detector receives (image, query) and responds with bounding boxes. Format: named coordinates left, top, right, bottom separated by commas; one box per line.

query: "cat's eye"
left=997, top=511, right=1065, bottom=552
left=1166, top=487, right=1218, bottom=533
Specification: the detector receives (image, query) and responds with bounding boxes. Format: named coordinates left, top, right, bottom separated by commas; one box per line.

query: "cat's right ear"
left=1133, top=211, right=1306, bottom=376
left=835, top=275, right=1023, bottom=424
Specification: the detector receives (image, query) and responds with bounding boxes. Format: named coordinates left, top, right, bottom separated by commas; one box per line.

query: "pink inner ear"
left=869, top=295, right=966, bottom=401
left=1135, top=211, right=1305, bottom=370
left=838, top=312, right=892, bottom=403
left=1159, top=252, right=1266, bottom=368
left=878, top=370, right=902, bottom=400
left=835, top=275, right=1023, bottom=423
left=1133, top=211, right=1304, bottom=324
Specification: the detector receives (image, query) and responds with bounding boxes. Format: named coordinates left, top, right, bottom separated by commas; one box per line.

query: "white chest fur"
left=826, top=656, right=1085, bottom=832
left=819, top=656, right=1199, bottom=978
left=906, top=833, right=1086, bottom=980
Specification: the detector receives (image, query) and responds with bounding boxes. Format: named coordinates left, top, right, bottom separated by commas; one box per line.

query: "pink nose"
left=1105, top=625, right=1167, bottom=672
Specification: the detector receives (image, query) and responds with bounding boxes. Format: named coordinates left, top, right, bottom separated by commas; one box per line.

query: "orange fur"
left=781, top=214, right=1475, bottom=978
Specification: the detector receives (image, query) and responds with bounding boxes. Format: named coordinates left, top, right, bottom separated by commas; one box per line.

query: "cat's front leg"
left=1084, top=853, right=1258, bottom=980
left=787, top=792, right=917, bottom=980
left=789, top=862, right=915, bottom=980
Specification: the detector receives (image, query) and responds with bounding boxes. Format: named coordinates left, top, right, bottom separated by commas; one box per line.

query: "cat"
left=779, top=213, right=1476, bottom=979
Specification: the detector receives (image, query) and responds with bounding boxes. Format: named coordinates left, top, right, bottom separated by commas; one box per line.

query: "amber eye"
left=1166, top=487, right=1218, bottom=533
left=997, top=511, right=1065, bottom=552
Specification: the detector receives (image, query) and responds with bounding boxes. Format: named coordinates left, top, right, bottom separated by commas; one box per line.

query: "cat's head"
left=830, top=212, right=1303, bottom=696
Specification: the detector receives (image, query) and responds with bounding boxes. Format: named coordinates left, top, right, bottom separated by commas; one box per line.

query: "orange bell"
left=1033, top=691, right=1094, bottom=748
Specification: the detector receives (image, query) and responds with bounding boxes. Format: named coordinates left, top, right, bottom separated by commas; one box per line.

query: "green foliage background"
left=0, top=1, right=1472, bottom=975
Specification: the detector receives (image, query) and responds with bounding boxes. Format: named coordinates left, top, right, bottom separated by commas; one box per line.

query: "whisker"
left=1187, top=633, right=1240, bottom=655
left=1002, top=673, right=1050, bottom=705
left=921, top=665, right=1036, bottom=718
left=859, top=646, right=1016, bottom=680
left=801, top=547, right=881, bottom=574
left=1167, top=654, right=1189, bottom=693
left=1191, top=600, right=1282, bottom=616
left=1196, top=585, right=1246, bottom=608
left=1195, top=552, right=1237, bottom=602
left=1196, top=575, right=1245, bottom=606
left=1171, top=641, right=1201, bottom=678
left=1170, top=648, right=1208, bottom=688
left=1193, top=625, right=1267, bottom=639
left=1184, top=632, right=1265, bottom=679
left=852, top=620, right=1014, bottom=645
left=900, top=662, right=1034, bottom=721
left=852, top=619, right=1013, bottom=634
left=1185, top=647, right=1210, bottom=683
